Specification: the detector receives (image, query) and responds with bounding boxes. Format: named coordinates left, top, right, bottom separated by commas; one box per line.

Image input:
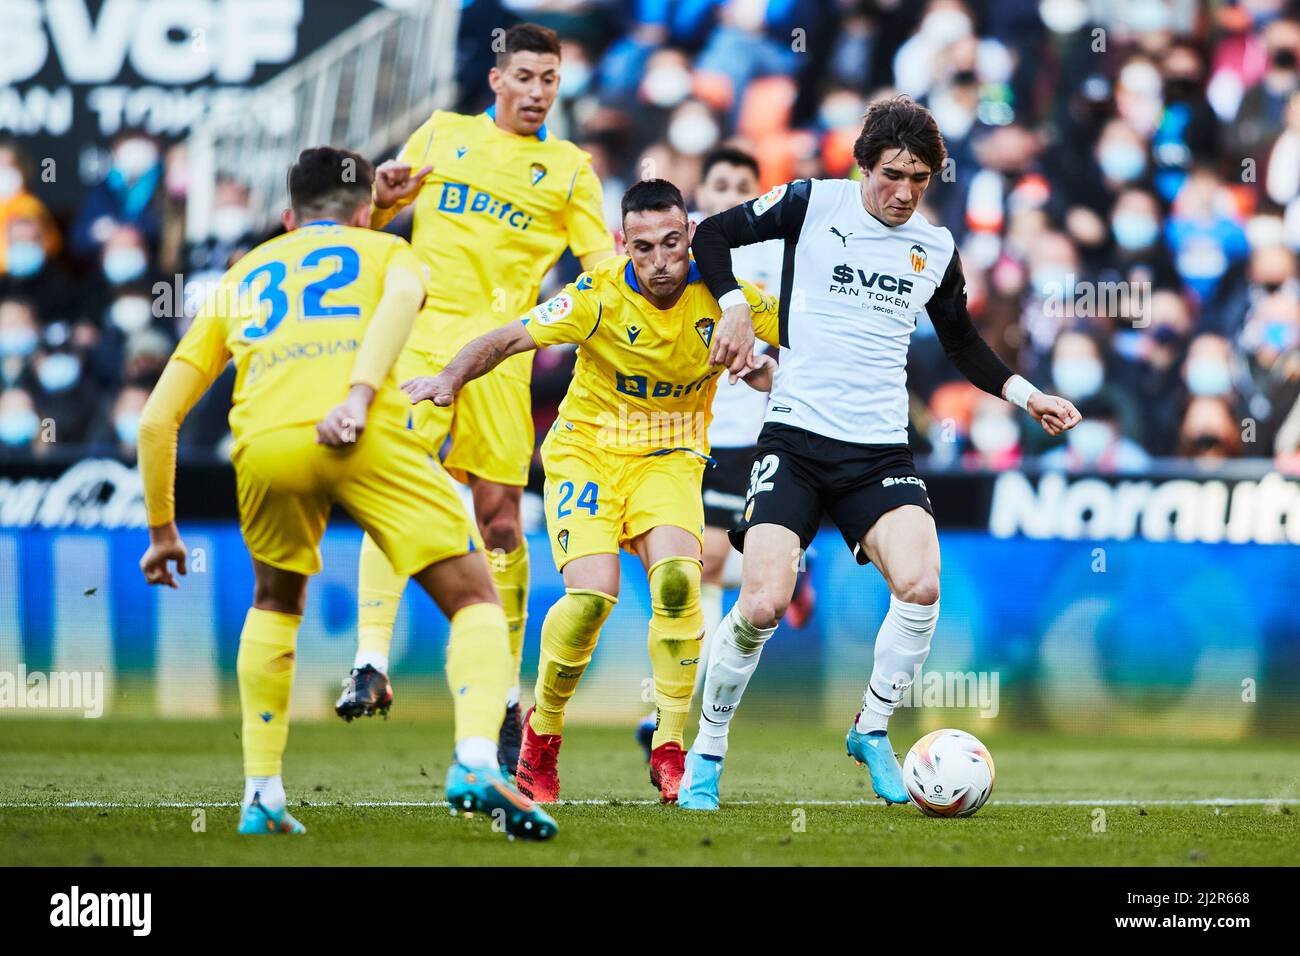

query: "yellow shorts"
left=398, top=347, right=534, bottom=488
left=233, top=420, right=480, bottom=577
left=539, top=426, right=706, bottom=570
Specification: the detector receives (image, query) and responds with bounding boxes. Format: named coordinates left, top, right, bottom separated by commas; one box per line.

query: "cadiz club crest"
left=909, top=243, right=927, bottom=273
left=695, top=317, right=715, bottom=348
left=557, top=529, right=569, bottom=553
left=530, top=162, right=547, bottom=186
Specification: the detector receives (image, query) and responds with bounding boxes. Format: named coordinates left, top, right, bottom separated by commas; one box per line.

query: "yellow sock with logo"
left=237, top=608, right=301, bottom=777
left=530, top=589, right=617, bottom=736
left=445, top=602, right=513, bottom=746
left=646, top=557, right=704, bottom=749
left=356, top=533, right=407, bottom=673
left=488, top=541, right=530, bottom=697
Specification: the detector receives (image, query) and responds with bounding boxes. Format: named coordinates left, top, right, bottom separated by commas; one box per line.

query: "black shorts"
left=702, top=445, right=755, bottom=530
left=728, top=422, right=934, bottom=565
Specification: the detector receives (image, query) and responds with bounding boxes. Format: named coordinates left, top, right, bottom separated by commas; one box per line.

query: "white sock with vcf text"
left=693, top=604, right=777, bottom=758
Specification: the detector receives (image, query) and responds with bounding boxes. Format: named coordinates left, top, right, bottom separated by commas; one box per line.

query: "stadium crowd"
left=3, top=0, right=1300, bottom=475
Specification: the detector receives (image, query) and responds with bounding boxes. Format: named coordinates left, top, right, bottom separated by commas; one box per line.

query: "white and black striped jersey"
left=692, top=178, right=1014, bottom=445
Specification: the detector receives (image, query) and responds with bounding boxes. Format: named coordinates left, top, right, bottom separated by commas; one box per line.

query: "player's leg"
left=469, top=476, right=529, bottom=772
left=232, top=429, right=327, bottom=835
left=844, top=504, right=941, bottom=804
left=445, top=366, right=535, bottom=776
left=628, top=523, right=704, bottom=802
left=343, top=350, right=441, bottom=721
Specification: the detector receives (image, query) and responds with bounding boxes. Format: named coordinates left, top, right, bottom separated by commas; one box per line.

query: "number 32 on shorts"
left=747, top=454, right=780, bottom=500
left=556, top=480, right=599, bottom=518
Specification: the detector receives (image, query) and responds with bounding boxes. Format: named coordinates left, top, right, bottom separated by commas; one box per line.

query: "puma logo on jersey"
left=830, top=226, right=853, bottom=246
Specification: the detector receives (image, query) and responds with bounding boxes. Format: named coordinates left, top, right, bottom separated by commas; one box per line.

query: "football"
left=903, top=729, right=996, bottom=818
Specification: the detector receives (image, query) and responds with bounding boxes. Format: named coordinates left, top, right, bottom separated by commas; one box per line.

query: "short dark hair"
left=287, top=147, right=374, bottom=219
left=496, top=23, right=561, bottom=68
left=853, top=95, right=947, bottom=175
left=621, top=178, right=687, bottom=221
left=700, top=146, right=760, bottom=182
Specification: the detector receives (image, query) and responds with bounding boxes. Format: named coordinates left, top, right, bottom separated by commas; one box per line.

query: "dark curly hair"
left=852, top=95, right=947, bottom=175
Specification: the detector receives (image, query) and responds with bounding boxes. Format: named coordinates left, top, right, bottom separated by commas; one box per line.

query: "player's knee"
left=481, top=513, right=520, bottom=552
left=739, top=588, right=787, bottom=630
left=893, top=569, right=940, bottom=606
left=561, top=588, right=617, bottom=634
left=649, top=557, right=702, bottom=617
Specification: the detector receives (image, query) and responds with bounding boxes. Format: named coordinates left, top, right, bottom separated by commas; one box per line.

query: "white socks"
left=506, top=685, right=520, bottom=708
left=696, top=582, right=725, bottom=697
left=354, top=650, right=389, bottom=674
left=455, top=735, right=498, bottom=770
left=244, top=774, right=286, bottom=811
left=693, top=605, right=777, bottom=757
left=855, top=595, right=938, bottom=733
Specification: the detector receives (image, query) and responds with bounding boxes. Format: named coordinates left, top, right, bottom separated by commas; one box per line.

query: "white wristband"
left=1004, top=374, right=1038, bottom=410
left=718, top=288, right=748, bottom=311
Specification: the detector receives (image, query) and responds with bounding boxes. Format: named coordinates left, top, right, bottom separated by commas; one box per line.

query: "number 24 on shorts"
left=556, top=480, right=599, bottom=517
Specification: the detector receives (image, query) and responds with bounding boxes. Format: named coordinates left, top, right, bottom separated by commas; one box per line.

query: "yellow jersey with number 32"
left=390, top=108, right=609, bottom=361
left=171, top=221, right=428, bottom=451
left=521, top=255, right=779, bottom=457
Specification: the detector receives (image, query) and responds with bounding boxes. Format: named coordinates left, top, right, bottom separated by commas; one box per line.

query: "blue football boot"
left=445, top=762, right=558, bottom=841
left=237, top=794, right=307, bottom=835
left=677, top=748, right=724, bottom=811
left=846, top=723, right=909, bottom=804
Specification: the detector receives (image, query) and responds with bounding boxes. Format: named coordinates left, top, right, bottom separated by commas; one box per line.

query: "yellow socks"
left=445, top=602, right=513, bottom=747
left=236, top=608, right=302, bottom=777
left=530, top=589, right=617, bottom=736
left=356, top=532, right=407, bottom=672
left=646, top=557, right=704, bottom=749
left=488, top=541, right=530, bottom=692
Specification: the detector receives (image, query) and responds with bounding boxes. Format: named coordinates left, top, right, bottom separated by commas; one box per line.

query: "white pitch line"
left=0, top=797, right=1297, bottom=809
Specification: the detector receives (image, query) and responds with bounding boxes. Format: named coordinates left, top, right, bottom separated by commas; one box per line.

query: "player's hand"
left=402, top=373, right=458, bottom=407
left=710, top=303, right=756, bottom=379
left=737, top=353, right=777, bottom=393
left=1027, top=392, right=1082, bottom=437
left=140, top=523, right=188, bottom=589
left=373, top=160, right=433, bottom=209
left=316, top=395, right=368, bottom=446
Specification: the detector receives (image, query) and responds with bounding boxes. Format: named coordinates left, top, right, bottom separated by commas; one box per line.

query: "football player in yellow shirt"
left=135, top=147, right=555, bottom=840
left=404, top=179, right=778, bottom=802
left=339, top=24, right=614, bottom=779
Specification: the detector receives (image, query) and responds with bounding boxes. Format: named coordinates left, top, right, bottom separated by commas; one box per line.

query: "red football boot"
left=649, top=741, right=686, bottom=803
left=515, top=706, right=562, bottom=803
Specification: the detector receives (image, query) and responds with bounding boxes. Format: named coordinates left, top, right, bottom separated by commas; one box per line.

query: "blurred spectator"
left=0, top=214, right=80, bottom=324
left=0, top=296, right=40, bottom=390
left=1165, top=166, right=1250, bottom=305
left=0, top=138, right=60, bottom=273
left=965, top=393, right=1023, bottom=471
left=70, top=130, right=164, bottom=260
left=1178, top=396, right=1244, bottom=460
left=29, top=320, right=99, bottom=446
left=0, top=387, right=40, bottom=453
left=88, top=383, right=151, bottom=460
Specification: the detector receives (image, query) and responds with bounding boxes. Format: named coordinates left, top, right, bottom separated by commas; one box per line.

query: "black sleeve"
left=692, top=179, right=811, bottom=303
left=926, top=250, right=1016, bottom=399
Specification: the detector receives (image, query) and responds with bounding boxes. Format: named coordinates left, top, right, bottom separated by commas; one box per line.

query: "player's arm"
left=317, top=253, right=427, bottom=446
left=694, top=180, right=811, bottom=374
left=370, top=118, right=438, bottom=229
left=927, top=250, right=1081, bottom=436
left=403, top=284, right=598, bottom=407
left=567, top=160, right=615, bottom=272
left=401, top=321, right=537, bottom=407
left=137, top=310, right=230, bottom=588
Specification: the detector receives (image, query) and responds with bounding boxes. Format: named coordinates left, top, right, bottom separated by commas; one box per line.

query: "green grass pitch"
left=2, top=717, right=1297, bottom=866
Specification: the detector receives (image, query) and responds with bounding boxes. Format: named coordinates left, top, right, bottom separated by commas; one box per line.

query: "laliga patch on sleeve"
left=752, top=183, right=788, bottom=217
left=534, top=293, right=574, bottom=325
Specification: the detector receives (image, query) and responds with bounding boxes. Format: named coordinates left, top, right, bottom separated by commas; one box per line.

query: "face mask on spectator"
left=103, top=248, right=147, bottom=285
left=970, top=414, right=1019, bottom=454
left=642, top=67, right=691, bottom=108
left=0, top=326, right=38, bottom=358
left=210, top=206, right=253, bottom=244
left=1031, top=266, right=1074, bottom=298
left=1186, top=358, right=1233, bottom=397
left=1112, top=212, right=1159, bottom=250
left=0, top=408, right=39, bottom=447
left=114, top=410, right=142, bottom=446
left=819, top=97, right=865, bottom=131
left=668, top=115, right=719, bottom=156
left=37, top=353, right=81, bottom=393
left=1261, top=321, right=1299, bottom=352
left=0, top=167, right=21, bottom=200
left=919, top=8, right=973, bottom=45
left=113, top=139, right=159, bottom=180
left=1068, top=419, right=1114, bottom=459
left=1053, top=357, right=1104, bottom=399
left=560, top=61, right=592, bottom=99
left=5, top=241, right=45, bottom=278
left=109, top=297, right=153, bottom=335
left=1099, top=143, right=1146, bottom=182
left=1039, top=0, right=1089, bottom=34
